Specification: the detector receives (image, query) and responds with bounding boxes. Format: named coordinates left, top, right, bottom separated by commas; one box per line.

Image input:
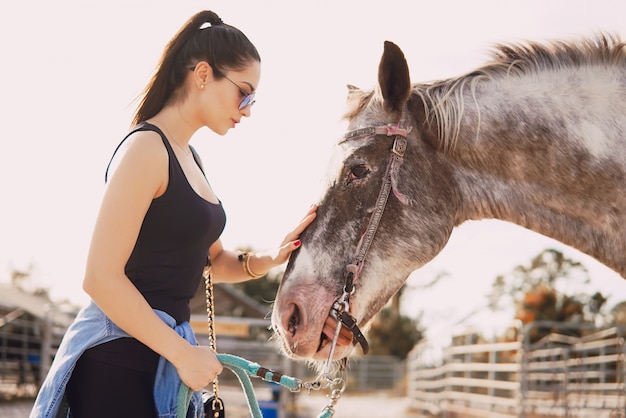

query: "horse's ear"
left=347, top=84, right=361, bottom=96
left=345, top=84, right=365, bottom=111
left=378, top=41, right=411, bottom=113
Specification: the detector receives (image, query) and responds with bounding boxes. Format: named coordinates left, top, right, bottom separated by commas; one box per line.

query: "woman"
left=30, top=10, right=316, bottom=418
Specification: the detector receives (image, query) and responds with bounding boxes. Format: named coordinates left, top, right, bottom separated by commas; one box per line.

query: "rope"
left=177, top=353, right=336, bottom=418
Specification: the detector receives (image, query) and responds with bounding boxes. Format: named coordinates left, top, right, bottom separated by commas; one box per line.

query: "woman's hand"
left=174, top=345, right=224, bottom=391
left=209, top=204, right=318, bottom=282
left=272, top=204, right=317, bottom=265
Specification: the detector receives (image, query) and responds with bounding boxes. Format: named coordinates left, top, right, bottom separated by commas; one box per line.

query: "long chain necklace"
left=155, top=122, right=192, bottom=157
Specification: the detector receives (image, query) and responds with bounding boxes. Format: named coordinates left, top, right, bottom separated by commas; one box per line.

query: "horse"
left=271, top=33, right=626, bottom=363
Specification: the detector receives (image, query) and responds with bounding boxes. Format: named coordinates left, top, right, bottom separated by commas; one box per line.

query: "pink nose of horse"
left=283, top=302, right=300, bottom=340
left=277, top=301, right=319, bottom=358
left=280, top=302, right=315, bottom=357
left=274, top=280, right=362, bottom=360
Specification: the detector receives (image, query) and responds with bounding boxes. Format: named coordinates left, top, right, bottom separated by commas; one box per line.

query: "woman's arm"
left=209, top=204, right=317, bottom=283
left=82, top=131, right=222, bottom=390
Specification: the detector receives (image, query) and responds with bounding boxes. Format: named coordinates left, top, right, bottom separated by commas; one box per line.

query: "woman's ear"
left=191, top=61, right=213, bottom=88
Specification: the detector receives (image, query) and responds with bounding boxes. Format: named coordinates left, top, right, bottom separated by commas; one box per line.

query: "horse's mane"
left=344, top=33, right=626, bottom=153
left=485, top=32, right=625, bottom=75
left=417, top=32, right=626, bottom=152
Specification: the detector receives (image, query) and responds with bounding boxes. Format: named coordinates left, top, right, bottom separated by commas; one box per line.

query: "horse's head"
left=272, top=41, right=458, bottom=362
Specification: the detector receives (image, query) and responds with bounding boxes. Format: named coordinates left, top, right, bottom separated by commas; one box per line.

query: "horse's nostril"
left=285, top=303, right=300, bottom=337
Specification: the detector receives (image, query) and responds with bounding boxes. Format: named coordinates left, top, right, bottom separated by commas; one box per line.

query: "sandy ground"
left=293, top=391, right=420, bottom=418
left=1, top=386, right=421, bottom=417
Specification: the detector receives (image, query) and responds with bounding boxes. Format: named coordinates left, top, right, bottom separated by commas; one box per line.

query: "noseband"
left=325, top=112, right=412, bottom=363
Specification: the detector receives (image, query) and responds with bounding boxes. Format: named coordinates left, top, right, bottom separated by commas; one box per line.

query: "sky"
left=1, top=1, right=625, bottom=346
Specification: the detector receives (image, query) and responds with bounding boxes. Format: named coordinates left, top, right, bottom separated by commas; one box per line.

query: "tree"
left=516, top=284, right=584, bottom=324
left=609, top=301, right=626, bottom=325
left=8, top=263, right=52, bottom=299
left=366, top=283, right=424, bottom=359
left=230, top=247, right=280, bottom=307
left=487, top=248, right=590, bottom=311
left=514, top=284, right=586, bottom=341
left=232, top=269, right=280, bottom=307
left=487, top=248, right=609, bottom=342
left=367, top=307, right=424, bottom=359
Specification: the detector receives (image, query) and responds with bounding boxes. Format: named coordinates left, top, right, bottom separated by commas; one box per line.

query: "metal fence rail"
left=346, top=355, right=406, bottom=392
left=0, top=313, right=51, bottom=398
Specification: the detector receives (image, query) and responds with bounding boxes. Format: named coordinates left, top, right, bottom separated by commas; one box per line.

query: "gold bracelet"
left=238, top=252, right=264, bottom=279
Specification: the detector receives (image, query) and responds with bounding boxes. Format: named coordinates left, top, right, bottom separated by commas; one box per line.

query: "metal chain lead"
left=205, top=260, right=335, bottom=416
left=203, top=263, right=224, bottom=414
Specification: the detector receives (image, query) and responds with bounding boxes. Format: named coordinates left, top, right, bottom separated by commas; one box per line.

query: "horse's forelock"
left=342, top=89, right=374, bottom=122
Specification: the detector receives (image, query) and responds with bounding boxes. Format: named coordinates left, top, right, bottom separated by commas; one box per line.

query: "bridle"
left=324, top=110, right=412, bottom=368
left=271, top=111, right=413, bottom=417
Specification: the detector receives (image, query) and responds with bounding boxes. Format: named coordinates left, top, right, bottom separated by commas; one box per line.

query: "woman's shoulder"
left=126, top=127, right=167, bottom=150
left=118, top=126, right=168, bottom=158
left=106, top=128, right=169, bottom=182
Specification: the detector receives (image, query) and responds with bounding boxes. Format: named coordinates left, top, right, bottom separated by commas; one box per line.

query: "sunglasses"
left=223, top=75, right=256, bottom=110
left=189, top=65, right=256, bottom=110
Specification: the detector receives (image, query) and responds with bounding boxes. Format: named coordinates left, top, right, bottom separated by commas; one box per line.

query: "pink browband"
left=339, top=123, right=412, bottom=144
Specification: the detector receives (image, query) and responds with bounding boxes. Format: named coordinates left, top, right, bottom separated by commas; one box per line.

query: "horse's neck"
left=444, top=77, right=626, bottom=276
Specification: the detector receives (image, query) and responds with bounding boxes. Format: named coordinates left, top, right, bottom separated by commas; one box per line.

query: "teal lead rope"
left=177, top=353, right=337, bottom=418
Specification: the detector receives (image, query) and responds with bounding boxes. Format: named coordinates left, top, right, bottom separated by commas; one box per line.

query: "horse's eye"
left=347, top=164, right=370, bottom=185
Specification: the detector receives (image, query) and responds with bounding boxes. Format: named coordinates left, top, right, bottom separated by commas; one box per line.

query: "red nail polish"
left=294, top=240, right=301, bottom=247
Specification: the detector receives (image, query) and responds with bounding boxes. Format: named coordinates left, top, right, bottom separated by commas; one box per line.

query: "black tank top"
left=105, top=122, right=227, bottom=324
left=81, top=123, right=226, bottom=373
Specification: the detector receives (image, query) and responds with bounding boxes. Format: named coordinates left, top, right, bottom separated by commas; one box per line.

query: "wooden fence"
left=407, top=322, right=626, bottom=417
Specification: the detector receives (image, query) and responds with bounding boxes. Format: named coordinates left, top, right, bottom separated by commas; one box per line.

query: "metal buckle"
left=392, top=137, right=407, bottom=157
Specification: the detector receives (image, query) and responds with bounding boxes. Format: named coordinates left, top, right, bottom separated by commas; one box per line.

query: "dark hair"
left=132, top=10, right=261, bottom=126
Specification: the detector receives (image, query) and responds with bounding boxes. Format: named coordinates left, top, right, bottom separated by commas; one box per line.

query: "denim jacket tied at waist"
left=29, top=301, right=202, bottom=418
